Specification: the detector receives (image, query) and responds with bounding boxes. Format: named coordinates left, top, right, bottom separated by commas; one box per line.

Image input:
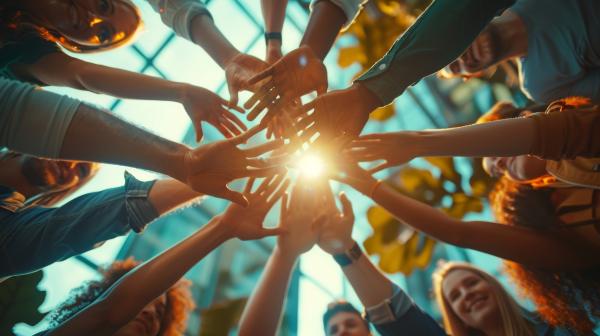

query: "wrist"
left=274, top=245, right=300, bottom=264
left=205, top=215, right=234, bottom=243
left=351, top=82, right=383, bottom=113
left=333, top=240, right=362, bottom=267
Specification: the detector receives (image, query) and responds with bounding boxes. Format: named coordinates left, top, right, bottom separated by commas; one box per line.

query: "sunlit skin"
left=442, top=269, right=502, bottom=334
left=326, top=312, right=370, bottom=336
left=296, top=153, right=326, bottom=178
left=19, top=0, right=138, bottom=46
left=114, top=294, right=167, bottom=336
left=482, top=155, right=548, bottom=183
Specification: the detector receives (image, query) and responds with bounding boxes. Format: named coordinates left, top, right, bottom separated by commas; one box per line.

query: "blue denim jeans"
left=0, top=172, right=157, bottom=277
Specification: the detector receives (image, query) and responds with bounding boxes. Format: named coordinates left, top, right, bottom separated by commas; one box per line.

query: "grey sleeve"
left=145, top=0, right=213, bottom=41
left=0, top=78, right=80, bottom=158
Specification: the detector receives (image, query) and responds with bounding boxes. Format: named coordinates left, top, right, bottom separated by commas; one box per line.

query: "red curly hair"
left=490, top=177, right=600, bottom=334
left=49, top=258, right=195, bottom=335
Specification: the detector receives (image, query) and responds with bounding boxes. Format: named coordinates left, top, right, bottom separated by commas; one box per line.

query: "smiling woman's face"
left=442, top=269, right=500, bottom=330
left=33, top=0, right=139, bottom=47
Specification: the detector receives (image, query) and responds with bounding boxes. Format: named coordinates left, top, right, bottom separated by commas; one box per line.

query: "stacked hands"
left=181, top=45, right=411, bottom=246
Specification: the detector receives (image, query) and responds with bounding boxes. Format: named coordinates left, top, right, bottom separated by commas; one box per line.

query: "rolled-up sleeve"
left=527, top=107, right=600, bottom=160
left=311, top=0, right=367, bottom=29
left=366, top=284, right=446, bottom=335
left=0, top=172, right=158, bottom=277
left=355, top=0, right=514, bottom=105
left=145, top=0, right=212, bottom=41
left=0, top=78, right=80, bottom=158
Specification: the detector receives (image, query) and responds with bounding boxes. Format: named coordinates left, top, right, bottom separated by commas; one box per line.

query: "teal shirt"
left=512, top=0, right=600, bottom=103
left=356, top=0, right=515, bottom=105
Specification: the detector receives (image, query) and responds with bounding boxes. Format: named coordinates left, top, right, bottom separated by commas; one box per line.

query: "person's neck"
left=494, top=10, right=528, bottom=59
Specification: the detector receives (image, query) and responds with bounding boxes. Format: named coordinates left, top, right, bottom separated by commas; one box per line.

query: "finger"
left=232, top=124, right=266, bottom=144
left=257, top=226, right=288, bottom=238
left=248, top=91, right=279, bottom=121
left=312, top=213, right=328, bottom=231
left=368, top=162, right=392, bottom=174
left=255, top=174, right=279, bottom=195
left=220, top=117, right=244, bottom=137
left=244, top=177, right=256, bottom=194
left=215, top=123, right=235, bottom=138
left=280, top=192, right=289, bottom=221
left=223, top=99, right=245, bottom=114
left=247, top=67, right=275, bottom=85
left=220, top=188, right=249, bottom=207
left=224, top=110, right=248, bottom=131
left=244, top=139, right=284, bottom=157
left=246, top=166, right=287, bottom=177
left=339, top=192, right=354, bottom=221
left=244, top=84, right=273, bottom=109
left=195, top=123, right=203, bottom=143
left=227, top=81, right=239, bottom=107
left=300, top=100, right=316, bottom=114
left=267, top=178, right=290, bottom=207
left=357, top=133, right=389, bottom=140
left=246, top=157, right=271, bottom=168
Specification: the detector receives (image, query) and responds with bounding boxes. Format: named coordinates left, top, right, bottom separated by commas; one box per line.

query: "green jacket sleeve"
left=355, top=0, right=515, bottom=105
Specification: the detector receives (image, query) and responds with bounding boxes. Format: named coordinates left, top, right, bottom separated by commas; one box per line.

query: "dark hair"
left=490, top=178, right=600, bottom=334
left=323, top=301, right=369, bottom=332
left=49, top=258, right=195, bottom=335
left=475, top=101, right=547, bottom=124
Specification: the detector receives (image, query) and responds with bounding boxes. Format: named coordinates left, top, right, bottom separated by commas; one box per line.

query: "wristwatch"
left=333, top=241, right=362, bottom=267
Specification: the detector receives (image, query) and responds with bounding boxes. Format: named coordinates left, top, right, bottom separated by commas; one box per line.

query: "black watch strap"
left=333, top=241, right=362, bottom=267
left=264, top=32, right=282, bottom=44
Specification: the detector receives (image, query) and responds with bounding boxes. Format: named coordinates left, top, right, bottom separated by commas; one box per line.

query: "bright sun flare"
left=296, top=153, right=325, bottom=178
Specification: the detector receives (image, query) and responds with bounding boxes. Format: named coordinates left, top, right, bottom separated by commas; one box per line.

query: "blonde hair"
left=432, top=262, right=535, bottom=336
left=7, top=0, right=142, bottom=53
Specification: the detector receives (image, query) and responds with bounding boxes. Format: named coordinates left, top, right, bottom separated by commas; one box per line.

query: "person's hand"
left=294, top=83, right=380, bottom=142
left=343, top=131, right=419, bottom=173
left=220, top=175, right=290, bottom=240
left=244, top=46, right=328, bottom=123
left=317, top=192, right=355, bottom=255
left=331, top=157, right=379, bottom=197
left=276, top=178, right=329, bottom=257
left=180, top=85, right=247, bottom=142
left=184, top=125, right=286, bottom=206
left=224, top=53, right=270, bottom=106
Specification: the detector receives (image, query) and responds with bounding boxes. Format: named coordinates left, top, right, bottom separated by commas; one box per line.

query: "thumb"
left=195, top=123, right=203, bottom=143
left=228, top=81, right=239, bottom=106
left=220, top=188, right=249, bottom=207
left=259, top=226, right=288, bottom=238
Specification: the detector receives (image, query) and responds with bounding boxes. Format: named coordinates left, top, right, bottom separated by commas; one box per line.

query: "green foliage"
left=0, top=271, right=47, bottom=336
left=198, top=297, right=247, bottom=336
left=364, top=157, right=494, bottom=275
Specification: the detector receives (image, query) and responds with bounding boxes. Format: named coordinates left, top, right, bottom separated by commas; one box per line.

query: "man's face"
left=326, top=311, right=370, bottom=336
left=444, top=25, right=499, bottom=77
left=19, top=154, right=94, bottom=193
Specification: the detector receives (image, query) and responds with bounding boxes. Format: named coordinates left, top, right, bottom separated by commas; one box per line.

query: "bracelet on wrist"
left=264, top=32, right=282, bottom=45
left=333, top=241, right=362, bottom=267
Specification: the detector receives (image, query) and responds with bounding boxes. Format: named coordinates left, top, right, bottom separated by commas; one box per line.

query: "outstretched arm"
left=21, top=52, right=245, bottom=141
left=48, top=176, right=288, bottom=336
left=238, top=180, right=324, bottom=335
left=318, top=193, right=446, bottom=335
left=261, top=0, right=288, bottom=63
left=301, top=1, right=348, bottom=60
left=338, top=165, right=597, bottom=271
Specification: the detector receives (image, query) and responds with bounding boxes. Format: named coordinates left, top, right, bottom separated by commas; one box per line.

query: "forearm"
left=356, top=0, right=514, bottom=105
left=411, top=117, right=536, bottom=158
left=72, top=63, right=188, bottom=103
left=60, top=103, right=189, bottom=182
left=262, top=0, right=287, bottom=33
left=238, top=246, right=298, bottom=336
left=189, top=14, right=240, bottom=68
left=52, top=216, right=229, bottom=335
left=149, top=179, right=203, bottom=214
left=300, top=1, right=346, bottom=59
left=341, top=243, right=394, bottom=307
